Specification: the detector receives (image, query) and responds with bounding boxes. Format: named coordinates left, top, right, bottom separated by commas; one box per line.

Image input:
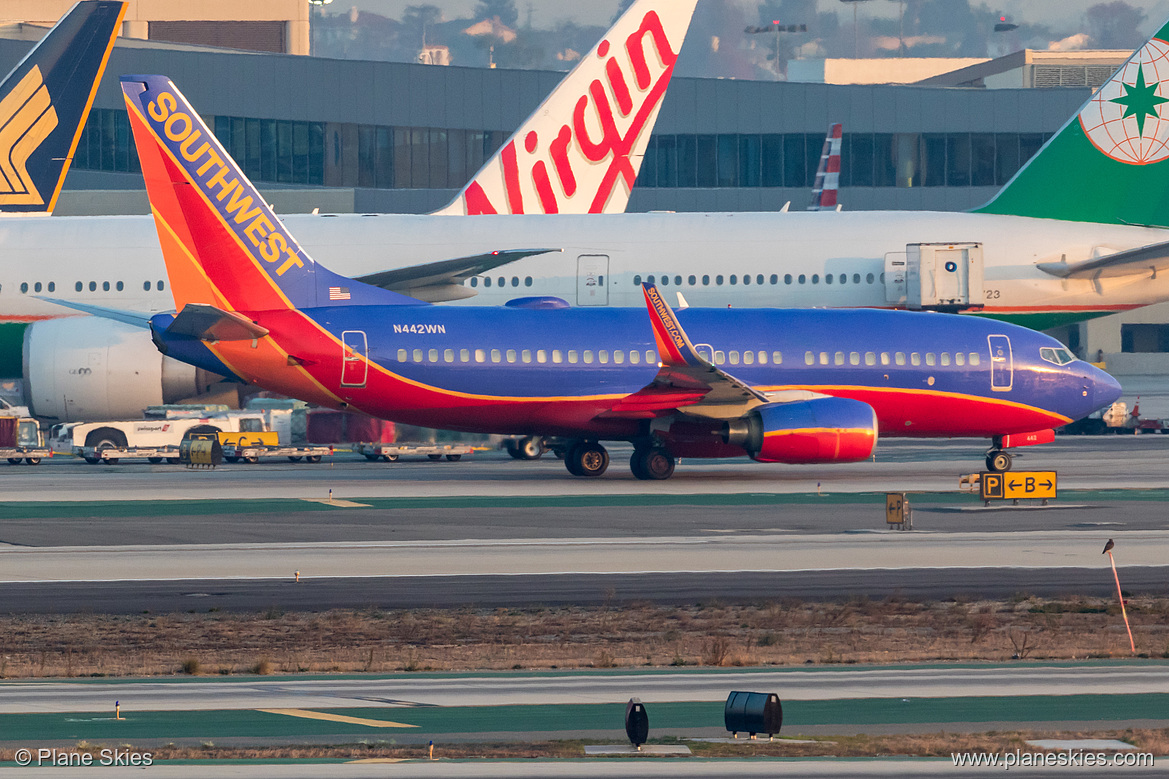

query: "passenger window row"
left=634, top=273, right=883, bottom=286
left=803, top=350, right=981, bottom=367
left=710, top=350, right=782, bottom=366
left=397, top=348, right=659, bottom=366
left=14, top=280, right=166, bottom=294
left=468, top=276, right=534, bottom=288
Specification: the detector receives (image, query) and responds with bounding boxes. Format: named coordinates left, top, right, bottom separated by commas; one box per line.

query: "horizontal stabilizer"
left=1036, top=241, right=1169, bottom=280
left=355, top=249, right=559, bottom=302
left=166, top=303, right=270, bottom=341
left=36, top=297, right=150, bottom=328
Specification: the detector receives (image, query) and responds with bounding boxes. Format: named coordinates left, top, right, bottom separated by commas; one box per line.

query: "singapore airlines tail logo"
left=0, top=66, right=58, bottom=205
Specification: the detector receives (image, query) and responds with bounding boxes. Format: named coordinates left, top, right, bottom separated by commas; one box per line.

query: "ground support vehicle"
left=77, top=446, right=181, bottom=465
left=223, top=444, right=333, bottom=464
left=356, top=443, right=476, bottom=462
left=0, top=415, right=51, bottom=464
left=51, top=410, right=269, bottom=464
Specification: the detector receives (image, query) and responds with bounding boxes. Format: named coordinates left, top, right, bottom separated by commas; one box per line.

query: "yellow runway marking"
left=346, top=759, right=409, bottom=763
left=258, top=709, right=417, bottom=728
left=300, top=498, right=373, bottom=508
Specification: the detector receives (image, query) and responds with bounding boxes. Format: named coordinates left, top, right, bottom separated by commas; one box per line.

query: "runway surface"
left=1, top=439, right=1166, bottom=611
left=6, top=663, right=1166, bottom=713
left=4, top=567, right=1167, bottom=612
left=3, top=437, right=1169, bottom=501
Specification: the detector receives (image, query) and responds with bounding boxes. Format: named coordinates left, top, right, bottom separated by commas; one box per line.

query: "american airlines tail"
left=0, top=1, right=126, bottom=215
left=807, top=122, right=842, bottom=211
left=432, top=0, right=697, bottom=216
left=975, top=17, right=1169, bottom=227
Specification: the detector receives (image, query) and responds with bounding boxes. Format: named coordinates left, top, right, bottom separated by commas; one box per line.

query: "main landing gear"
left=985, top=449, right=1013, bottom=472
left=564, top=441, right=609, bottom=477
left=630, top=446, right=675, bottom=480
left=562, top=441, right=677, bottom=480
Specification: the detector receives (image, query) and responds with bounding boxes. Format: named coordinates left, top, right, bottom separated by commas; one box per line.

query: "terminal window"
left=1121, top=324, right=1169, bottom=353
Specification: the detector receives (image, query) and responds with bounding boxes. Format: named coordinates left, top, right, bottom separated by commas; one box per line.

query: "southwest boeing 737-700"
left=75, top=74, right=1122, bottom=479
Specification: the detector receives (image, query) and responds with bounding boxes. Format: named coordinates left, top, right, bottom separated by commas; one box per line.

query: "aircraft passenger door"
left=577, top=255, right=609, bottom=306
left=884, top=252, right=907, bottom=305
left=988, top=335, right=1012, bottom=392
left=341, top=330, right=368, bottom=388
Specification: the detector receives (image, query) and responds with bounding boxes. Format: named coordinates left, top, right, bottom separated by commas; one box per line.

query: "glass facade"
left=73, top=109, right=1051, bottom=193
left=640, top=132, right=1052, bottom=189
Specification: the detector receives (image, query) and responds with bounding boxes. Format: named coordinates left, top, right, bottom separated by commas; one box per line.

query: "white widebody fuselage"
left=3, top=210, right=1169, bottom=323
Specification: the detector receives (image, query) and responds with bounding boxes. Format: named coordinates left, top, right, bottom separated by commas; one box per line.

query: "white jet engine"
left=22, top=318, right=222, bottom=422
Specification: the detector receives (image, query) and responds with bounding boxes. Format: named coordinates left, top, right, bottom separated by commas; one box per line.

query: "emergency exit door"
left=341, top=330, right=368, bottom=387
left=577, top=255, right=609, bottom=306
left=988, top=335, right=1012, bottom=392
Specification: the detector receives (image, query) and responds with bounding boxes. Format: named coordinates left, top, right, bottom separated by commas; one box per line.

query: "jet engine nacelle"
left=723, top=397, right=878, bottom=464
left=23, top=318, right=221, bottom=422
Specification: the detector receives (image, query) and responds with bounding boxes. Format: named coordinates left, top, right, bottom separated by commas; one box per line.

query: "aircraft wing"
left=36, top=297, right=152, bottom=328
left=354, top=248, right=559, bottom=302
left=1036, top=241, right=1169, bottom=280
left=598, top=284, right=768, bottom=420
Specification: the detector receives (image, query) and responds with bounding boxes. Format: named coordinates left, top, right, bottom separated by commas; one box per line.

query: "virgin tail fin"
left=433, top=0, right=697, bottom=216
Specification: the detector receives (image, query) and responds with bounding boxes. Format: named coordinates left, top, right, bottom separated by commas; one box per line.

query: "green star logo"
left=1110, top=65, right=1169, bottom=137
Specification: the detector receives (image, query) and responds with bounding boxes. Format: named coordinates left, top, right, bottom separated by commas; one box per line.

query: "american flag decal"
left=329, top=286, right=351, bottom=301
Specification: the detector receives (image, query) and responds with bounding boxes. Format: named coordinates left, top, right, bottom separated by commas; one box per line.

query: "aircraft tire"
left=986, top=450, right=1012, bottom=472
left=569, top=442, right=609, bottom=478
left=516, top=436, right=543, bottom=460
left=564, top=442, right=584, bottom=476
left=632, top=448, right=675, bottom=480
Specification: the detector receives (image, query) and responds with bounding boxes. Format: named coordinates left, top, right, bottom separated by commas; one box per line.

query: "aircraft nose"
left=1084, top=365, right=1123, bottom=413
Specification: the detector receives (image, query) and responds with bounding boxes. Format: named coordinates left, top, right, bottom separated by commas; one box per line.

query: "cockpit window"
left=1040, top=347, right=1075, bottom=366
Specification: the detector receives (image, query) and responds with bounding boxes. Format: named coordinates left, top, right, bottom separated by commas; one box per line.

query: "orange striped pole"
left=1107, top=550, right=1136, bottom=654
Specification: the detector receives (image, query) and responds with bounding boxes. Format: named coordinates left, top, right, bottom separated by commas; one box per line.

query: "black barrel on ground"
left=725, top=690, right=782, bottom=738
left=625, top=697, right=649, bottom=747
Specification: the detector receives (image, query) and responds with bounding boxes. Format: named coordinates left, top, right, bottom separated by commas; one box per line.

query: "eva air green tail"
left=974, top=18, right=1169, bottom=227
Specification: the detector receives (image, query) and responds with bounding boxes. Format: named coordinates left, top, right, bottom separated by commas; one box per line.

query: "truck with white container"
left=49, top=406, right=269, bottom=464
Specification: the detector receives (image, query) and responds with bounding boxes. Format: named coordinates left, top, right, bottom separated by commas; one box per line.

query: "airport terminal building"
left=0, top=26, right=1166, bottom=392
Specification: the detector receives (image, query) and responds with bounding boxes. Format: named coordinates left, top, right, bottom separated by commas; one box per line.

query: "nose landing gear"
left=985, top=449, right=1013, bottom=472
